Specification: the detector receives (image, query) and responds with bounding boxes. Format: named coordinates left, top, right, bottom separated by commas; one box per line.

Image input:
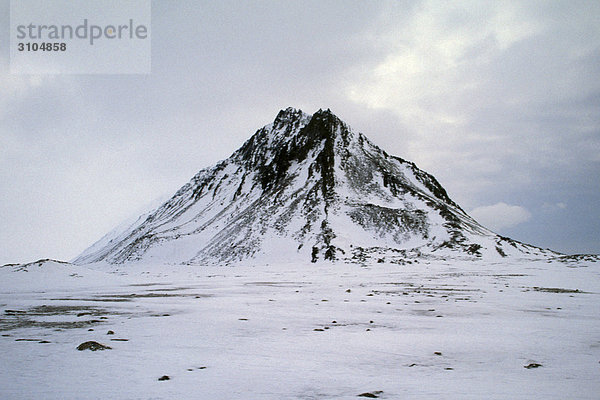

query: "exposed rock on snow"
left=2, top=259, right=71, bottom=271
left=358, top=391, right=383, bottom=398
left=524, top=363, right=543, bottom=369
left=76, top=341, right=111, bottom=351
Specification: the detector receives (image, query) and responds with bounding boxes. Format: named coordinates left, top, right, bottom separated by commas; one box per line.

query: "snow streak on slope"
left=74, top=108, right=557, bottom=265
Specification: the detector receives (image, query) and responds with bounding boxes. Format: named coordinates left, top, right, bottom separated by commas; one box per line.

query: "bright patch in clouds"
left=347, top=1, right=541, bottom=126
left=470, top=202, right=531, bottom=231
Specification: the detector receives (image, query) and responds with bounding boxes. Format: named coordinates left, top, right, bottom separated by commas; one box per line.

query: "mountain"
left=74, top=107, right=557, bottom=266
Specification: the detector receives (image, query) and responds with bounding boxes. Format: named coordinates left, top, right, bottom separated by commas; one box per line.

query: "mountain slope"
left=74, top=108, right=557, bottom=265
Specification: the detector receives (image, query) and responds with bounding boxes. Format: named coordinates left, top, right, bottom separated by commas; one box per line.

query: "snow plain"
left=1, top=257, right=599, bottom=399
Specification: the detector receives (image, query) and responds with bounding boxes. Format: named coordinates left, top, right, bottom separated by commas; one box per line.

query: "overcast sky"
left=1, top=0, right=599, bottom=265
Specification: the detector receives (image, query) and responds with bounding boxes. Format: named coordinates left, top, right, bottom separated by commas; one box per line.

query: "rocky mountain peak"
left=272, top=107, right=309, bottom=128
left=74, top=108, right=558, bottom=266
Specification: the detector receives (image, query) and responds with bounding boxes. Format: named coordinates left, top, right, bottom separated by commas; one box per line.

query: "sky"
left=1, top=0, right=599, bottom=265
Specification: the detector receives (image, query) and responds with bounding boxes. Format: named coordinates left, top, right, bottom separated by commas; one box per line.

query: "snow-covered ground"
left=1, top=258, right=599, bottom=399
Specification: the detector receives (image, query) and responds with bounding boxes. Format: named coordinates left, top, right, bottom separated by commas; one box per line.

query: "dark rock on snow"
left=76, top=341, right=111, bottom=351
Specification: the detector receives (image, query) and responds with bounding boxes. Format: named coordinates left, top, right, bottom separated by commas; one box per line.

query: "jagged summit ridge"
left=74, top=108, right=556, bottom=265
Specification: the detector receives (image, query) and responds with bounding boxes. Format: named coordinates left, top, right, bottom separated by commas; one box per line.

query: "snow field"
left=1, top=259, right=599, bottom=399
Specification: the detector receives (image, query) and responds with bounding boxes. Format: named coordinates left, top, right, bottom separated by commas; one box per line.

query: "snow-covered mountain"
left=74, top=108, right=557, bottom=265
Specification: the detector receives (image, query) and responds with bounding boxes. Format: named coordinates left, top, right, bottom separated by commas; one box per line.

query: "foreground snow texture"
left=1, top=258, right=599, bottom=399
